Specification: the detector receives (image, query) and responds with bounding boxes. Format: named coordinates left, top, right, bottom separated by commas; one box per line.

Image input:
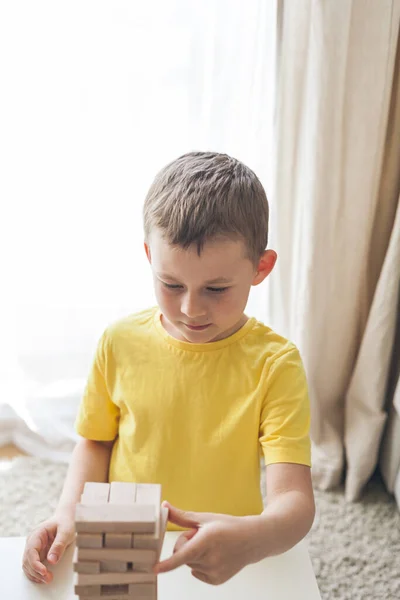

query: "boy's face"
left=145, top=229, right=276, bottom=343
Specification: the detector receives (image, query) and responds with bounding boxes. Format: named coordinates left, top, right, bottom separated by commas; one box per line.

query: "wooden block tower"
left=74, top=482, right=168, bottom=600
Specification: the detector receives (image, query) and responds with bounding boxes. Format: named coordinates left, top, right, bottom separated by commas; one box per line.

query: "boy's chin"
left=180, top=325, right=216, bottom=343
left=180, top=324, right=237, bottom=344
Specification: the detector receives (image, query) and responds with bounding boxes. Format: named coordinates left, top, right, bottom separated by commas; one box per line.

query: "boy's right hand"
left=22, top=513, right=75, bottom=584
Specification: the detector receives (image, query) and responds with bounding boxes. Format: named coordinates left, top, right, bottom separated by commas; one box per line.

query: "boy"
left=22, top=151, right=315, bottom=586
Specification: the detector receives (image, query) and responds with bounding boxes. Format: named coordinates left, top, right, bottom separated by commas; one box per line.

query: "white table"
left=0, top=534, right=321, bottom=599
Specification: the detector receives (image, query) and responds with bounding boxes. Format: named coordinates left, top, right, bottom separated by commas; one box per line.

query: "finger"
left=154, top=536, right=201, bottom=574
left=23, top=554, right=49, bottom=583
left=173, top=528, right=197, bottom=554
left=32, top=561, right=53, bottom=584
left=191, top=569, right=210, bottom=584
left=26, top=573, right=43, bottom=584
left=29, top=528, right=47, bottom=556
left=47, top=529, right=72, bottom=564
left=163, top=503, right=203, bottom=529
left=24, top=548, right=47, bottom=579
left=187, top=561, right=206, bottom=569
left=30, top=551, right=50, bottom=578
left=23, top=564, right=46, bottom=584
left=32, top=558, right=47, bottom=578
left=28, top=526, right=53, bottom=564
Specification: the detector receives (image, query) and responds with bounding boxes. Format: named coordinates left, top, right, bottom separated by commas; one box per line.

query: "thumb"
left=154, top=531, right=201, bottom=574
left=173, top=528, right=198, bottom=554
left=47, top=529, right=72, bottom=564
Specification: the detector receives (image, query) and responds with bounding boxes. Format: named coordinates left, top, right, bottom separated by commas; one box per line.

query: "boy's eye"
left=161, top=281, right=229, bottom=293
left=162, top=282, right=183, bottom=290
left=207, top=287, right=229, bottom=293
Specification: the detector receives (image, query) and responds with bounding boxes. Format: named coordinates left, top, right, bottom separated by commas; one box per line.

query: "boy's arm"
left=254, top=462, right=315, bottom=558
left=154, top=462, right=315, bottom=585
left=55, top=438, right=114, bottom=518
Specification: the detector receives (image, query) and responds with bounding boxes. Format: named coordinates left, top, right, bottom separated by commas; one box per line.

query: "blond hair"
left=143, top=151, right=269, bottom=264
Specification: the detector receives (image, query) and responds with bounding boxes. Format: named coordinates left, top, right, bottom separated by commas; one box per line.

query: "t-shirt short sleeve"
left=259, top=345, right=311, bottom=467
left=75, top=330, right=120, bottom=441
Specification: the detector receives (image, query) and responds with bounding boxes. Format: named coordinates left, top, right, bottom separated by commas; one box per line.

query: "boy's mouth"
left=184, top=323, right=211, bottom=331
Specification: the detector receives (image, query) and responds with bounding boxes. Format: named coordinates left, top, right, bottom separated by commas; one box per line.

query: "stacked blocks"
left=74, top=482, right=168, bottom=600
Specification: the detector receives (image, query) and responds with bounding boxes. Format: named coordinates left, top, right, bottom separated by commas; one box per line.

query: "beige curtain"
left=272, top=0, right=400, bottom=501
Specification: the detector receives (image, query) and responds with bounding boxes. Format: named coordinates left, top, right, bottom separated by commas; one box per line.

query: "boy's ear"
left=144, top=242, right=151, bottom=263
left=252, top=250, right=277, bottom=286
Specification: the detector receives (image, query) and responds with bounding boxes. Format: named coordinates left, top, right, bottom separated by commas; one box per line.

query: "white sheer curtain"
left=1, top=0, right=277, bottom=460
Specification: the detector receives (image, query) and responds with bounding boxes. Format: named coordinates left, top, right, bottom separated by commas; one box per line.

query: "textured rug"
left=0, top=457, right=399, bottom=600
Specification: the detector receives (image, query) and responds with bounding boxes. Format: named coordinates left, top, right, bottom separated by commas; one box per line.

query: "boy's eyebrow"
left=157, top=272, right=181, bottom=281
left=158, top=272, right=232, bottom=285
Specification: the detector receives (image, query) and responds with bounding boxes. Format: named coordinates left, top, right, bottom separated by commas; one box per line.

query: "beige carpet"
left=1, top=457, right=399, bottom=599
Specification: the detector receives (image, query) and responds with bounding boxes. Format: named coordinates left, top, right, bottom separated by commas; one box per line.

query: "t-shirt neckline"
left=152, top=308, right=256, bottom=352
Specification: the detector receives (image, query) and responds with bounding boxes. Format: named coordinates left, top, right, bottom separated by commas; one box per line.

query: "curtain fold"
left=274, top=0, right=400, bottom=499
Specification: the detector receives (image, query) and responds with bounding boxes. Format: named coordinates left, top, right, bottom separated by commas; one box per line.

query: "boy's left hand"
left=153, top=501, right=257, bottom=585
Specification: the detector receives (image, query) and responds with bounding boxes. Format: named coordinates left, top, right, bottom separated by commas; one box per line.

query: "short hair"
left=143, top=151, right=269, bottom=264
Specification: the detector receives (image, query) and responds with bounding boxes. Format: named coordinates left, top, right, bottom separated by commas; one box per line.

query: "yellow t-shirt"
left=75, top=307, right=311, bottom=530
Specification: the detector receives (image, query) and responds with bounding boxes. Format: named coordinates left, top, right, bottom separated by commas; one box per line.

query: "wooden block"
left=128, top=583, right=157, bottom=596
left=157, top=506, right=168, bottom=561
left=132, top=533, right=158, bottom=551
left=73, top=546, right=100, bottom=573
left=132, top=506, right=163, bottom=552
left=104, top=533, right=132, bottom=548
left=85, top=595, right=136, bottom=600
left=100, top=560, right=128, bottom=573
left=74, top=583, right=101, bottom=596
left=75, top=503, right=156, bottom=534
left=109, top=482, right=137, bottom=504
left=101, top=583, right=129, bottom=596
left=78, top=547, right=156, bottom=563
left=100, top=583, right=130, bottom=597
left=86, top=583, right=156, bottom=599
left=131, top=563, right=153, bottom=574
left=74, top=561, right=101, bottom=574
left=76, top=571, right=156, bottom=585
left=135, top=484, right=161, bottom=508
left=84, top=596, right=154, bottom=600
left=81, top=482, right=110, bottom=504
left=82, top=595, right=130, bottom=600
left=77, top=533, right=104, bottom=549
left=133, top=511, right=162, bottom=551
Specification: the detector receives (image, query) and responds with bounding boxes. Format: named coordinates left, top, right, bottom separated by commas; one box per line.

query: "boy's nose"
left=181, top=293, right=206, bottom=320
